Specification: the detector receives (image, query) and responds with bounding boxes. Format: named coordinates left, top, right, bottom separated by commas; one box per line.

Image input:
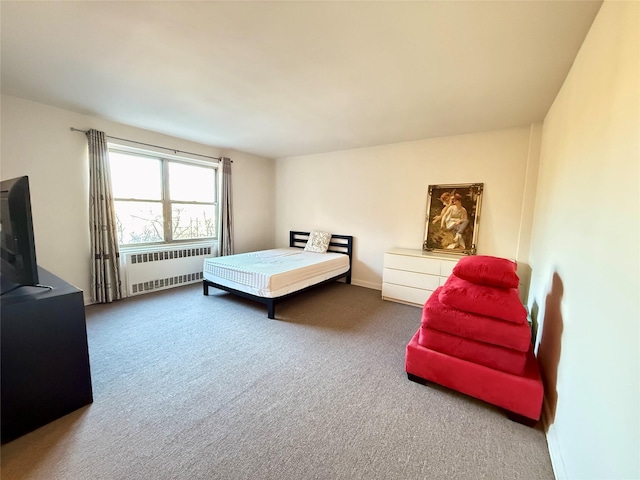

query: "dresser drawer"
left=382, top=248, right=460, bottom=307
left=440, top=260, right=457, bottom=277
left=382, top=283, right=433, bottom=307
left=383, top=268, right=440, bottom=291
left=383, top=253, right=440, bottom=275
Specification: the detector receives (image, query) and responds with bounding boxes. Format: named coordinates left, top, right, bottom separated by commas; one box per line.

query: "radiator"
left=122, top=244, right=216, bottom=296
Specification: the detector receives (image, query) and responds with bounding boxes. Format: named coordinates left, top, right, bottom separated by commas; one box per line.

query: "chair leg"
left=407, top=373, right=429, bottom=386
left=506, top=410, right=538, bottom=428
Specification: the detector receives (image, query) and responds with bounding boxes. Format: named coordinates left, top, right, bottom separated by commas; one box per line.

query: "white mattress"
left=203, top=247, right=350, bottom=298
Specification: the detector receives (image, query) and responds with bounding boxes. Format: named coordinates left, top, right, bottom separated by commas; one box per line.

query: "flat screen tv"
left=0, top=176, right=39, bottom=294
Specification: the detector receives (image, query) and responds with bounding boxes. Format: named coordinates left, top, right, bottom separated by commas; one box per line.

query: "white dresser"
left=382, top=248, right=459, bottom=307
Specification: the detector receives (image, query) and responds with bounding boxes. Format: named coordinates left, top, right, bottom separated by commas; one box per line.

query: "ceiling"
left=1, top=1, right=602, bottom=160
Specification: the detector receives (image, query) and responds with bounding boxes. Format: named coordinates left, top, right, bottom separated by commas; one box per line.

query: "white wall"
left=275, top=126, right=540, bottom=290
left=0, top=95, right=275, bottom=303
left=529, top=2, right=639, bottom=478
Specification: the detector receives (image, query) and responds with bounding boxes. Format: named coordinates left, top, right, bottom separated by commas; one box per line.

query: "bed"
left=203, top=231, right=353, bottom=318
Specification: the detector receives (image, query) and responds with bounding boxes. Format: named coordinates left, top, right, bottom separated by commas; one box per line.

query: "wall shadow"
left=537, top=272, right=564, bottom=429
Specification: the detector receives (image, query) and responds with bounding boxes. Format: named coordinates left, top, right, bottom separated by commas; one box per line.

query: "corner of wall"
left=516, top=123, right=543, bottom=303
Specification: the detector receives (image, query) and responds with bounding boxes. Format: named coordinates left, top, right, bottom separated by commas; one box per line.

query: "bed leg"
left=267, top=301, right=275, bottom=319
left=346, top=272, right=352, bottom=284
left=203, top=281, right=209, bottom=296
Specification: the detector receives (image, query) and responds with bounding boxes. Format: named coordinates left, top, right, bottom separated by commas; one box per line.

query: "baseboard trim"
left=351, top=279, right=381, bottom=290
left=543, top=398, right=567, bottom=480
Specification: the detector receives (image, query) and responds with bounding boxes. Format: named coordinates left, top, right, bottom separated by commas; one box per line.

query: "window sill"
left=120, top=240, right=217, bottom=255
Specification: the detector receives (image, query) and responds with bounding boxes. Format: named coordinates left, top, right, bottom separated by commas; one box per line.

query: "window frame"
left=108, top=144, right=219, bottom=248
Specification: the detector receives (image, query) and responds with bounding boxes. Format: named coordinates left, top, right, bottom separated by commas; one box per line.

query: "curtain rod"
left=70, top=127, right=228, bottom=162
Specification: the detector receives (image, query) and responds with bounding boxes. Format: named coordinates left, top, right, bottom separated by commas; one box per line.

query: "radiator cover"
left=123, top=245, right=215, bottom=296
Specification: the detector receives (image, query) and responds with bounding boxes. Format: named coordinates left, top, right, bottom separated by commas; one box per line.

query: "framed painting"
left=423, top=183, right=483, bottom=255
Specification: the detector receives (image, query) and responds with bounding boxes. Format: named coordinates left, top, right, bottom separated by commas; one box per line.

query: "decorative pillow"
left=452, top=255, right=519, bottom=289
left=303, top=231, right=332, bottom=253
left=438, top=274, right=527, bottom=324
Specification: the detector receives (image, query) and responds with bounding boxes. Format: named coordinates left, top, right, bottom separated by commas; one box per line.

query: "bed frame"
left=203, top=231, right=353, bottom=319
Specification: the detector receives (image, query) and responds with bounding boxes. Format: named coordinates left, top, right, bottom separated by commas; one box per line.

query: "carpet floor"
left=1, top=282, right=555, bottom=479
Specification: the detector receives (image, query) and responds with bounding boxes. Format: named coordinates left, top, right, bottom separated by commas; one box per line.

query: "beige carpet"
left=1, top=282, right=555, bottom=479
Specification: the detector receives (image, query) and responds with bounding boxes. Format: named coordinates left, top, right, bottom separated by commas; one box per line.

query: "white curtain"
left=220, top=157, right=234, bottom=256
left=87, top=129, right=122, bottom=303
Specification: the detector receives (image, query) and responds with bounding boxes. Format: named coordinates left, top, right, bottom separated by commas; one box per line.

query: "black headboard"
left=289, top=231, right=353, bottom=265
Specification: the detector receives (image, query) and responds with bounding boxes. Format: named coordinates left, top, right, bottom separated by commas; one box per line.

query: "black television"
left=0, top=176, right=39, bottom=295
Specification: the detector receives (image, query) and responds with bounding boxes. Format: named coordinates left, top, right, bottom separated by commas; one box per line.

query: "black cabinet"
left=1, top=267, right=93, bottom=443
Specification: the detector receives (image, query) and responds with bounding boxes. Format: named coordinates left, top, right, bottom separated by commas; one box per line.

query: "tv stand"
left=1, top=267, right=93, bottom=443
left=0, top=281, right=53, bottom=297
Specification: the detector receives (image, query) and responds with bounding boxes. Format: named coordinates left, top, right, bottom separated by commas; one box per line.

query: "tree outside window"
left=109, top=149, right=217, bottom=246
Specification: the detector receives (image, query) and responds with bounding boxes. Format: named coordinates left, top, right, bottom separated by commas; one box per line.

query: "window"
left=109, top=148, right=218, bottom=246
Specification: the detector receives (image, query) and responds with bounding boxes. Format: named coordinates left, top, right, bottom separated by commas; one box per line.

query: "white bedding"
left=203, top=247, right=350, bottom=298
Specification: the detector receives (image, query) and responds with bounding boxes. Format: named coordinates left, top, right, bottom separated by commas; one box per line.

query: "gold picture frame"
left=423, top=183, right=483, bottom=255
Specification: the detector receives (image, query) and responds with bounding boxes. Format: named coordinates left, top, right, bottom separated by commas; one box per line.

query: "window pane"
left=172, top=204, right=216, bottom=240
left=169, top=162, right=215, bottom=202
left=114, top=201, right=164, bottom=244
left=110, top=152, right=162, bottom=200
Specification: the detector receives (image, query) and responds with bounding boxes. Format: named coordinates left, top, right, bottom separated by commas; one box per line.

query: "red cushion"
left=405, top=330, right=544, bottom=421
left=422, top=287, right=531, bottom=352
left=453, top=255, right=519, bottom=289
left=418, top=326, right=527, bottom=375
left=439, top=274, right=527, bottom=324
